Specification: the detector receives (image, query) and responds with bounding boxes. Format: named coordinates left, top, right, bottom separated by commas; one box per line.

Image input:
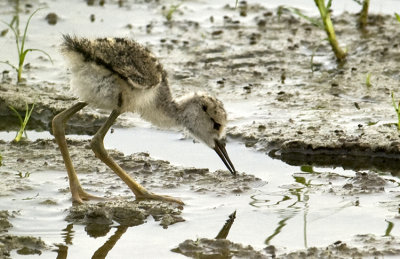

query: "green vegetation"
left=314, top=0, right=347, bottom=61
left=1, top=5, right=52, bottom=83
left=17, top=171, right=31, bottom=178
left=357, top=0, right=370, bottom=29
left=391, top=92, right=400, bottom=130
left=289, top=7, right=323, bottom=29
left=287, top=1, right=347, bottom=61
left=396, top=13, right=400, bottom=23
left=0, top=153, right=2, bottom=166
left=164, top=3, right=182, bottom=21
left=366, top=72, right=372, bottom=87
left=8, top=102, right=35, bottom=142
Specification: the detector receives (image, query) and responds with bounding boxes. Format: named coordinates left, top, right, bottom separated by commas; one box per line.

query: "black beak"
left=214, top=139, right=237, bottom=176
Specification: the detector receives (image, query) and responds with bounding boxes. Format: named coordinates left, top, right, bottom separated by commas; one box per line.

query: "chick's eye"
left=202, top=105, right=207, bottom=112
left=213, top=122, right=221, bottom=131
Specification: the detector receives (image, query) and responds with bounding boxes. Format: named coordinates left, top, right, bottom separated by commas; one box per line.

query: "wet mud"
left=66, top=200, right=184, bottom=231
left=209, top=11, right=400, bottom=172
left=0, top=139, right=262, bottom=193
left=280, top=234, right=400, bottom=258
left=173, top=238, right=267, bottom=259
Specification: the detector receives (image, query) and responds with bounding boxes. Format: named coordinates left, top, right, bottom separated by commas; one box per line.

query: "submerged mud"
left=173, top=238, right=268, bottom=259
left=66, top=200, right=184, bottom=232
left=0, top=210, right=47, bottom=258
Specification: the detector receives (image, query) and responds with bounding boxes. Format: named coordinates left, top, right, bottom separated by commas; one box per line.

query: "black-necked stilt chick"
left=52, top=35, right=236, bottom=205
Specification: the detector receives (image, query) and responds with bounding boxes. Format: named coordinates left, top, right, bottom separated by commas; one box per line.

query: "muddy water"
left=2, top=0, right=400, bottom=258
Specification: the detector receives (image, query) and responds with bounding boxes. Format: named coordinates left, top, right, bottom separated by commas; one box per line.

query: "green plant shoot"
left=391, top=91, right=400, bottom=130
left=165, top=3, right=182, bottom=21
left=358, top=0, right=369, bottom=29
left=366, top=72, right=372, bottom=87
left=314, top=0, right=347, bottom=61
left=8, top=102, right=35, bottom=142
left=1, top=8, right=53, bottom=83
left=396, top=13, right=400, bottom=23
left=0, top=153, right=2, bottom=166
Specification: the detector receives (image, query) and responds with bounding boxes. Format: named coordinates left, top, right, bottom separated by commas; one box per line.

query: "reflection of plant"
left=8, top=102, right=35, bottom=142
left=215, top=211, right=236, bottom=239
left=264, top=174, right=312, bottom=246
left=384, top=220, right=394, bottom=236
left=1, top=6, right=52, bottom=83
left=391, top=92, right=400, bottom=130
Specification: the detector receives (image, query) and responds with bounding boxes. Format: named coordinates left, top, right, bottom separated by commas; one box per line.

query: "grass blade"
left=396, top=13, right=400, bottom=23
left=8, top=105, right=24, bottom=126
left=20, top=8, right=44, bottom=54
left=8, top=102, right=35, bottom=142
left=288, top=7, right=323, bottom=29
left=24, top=48, right=54, bottom=64
left=0, top=61, right=18, bottom=72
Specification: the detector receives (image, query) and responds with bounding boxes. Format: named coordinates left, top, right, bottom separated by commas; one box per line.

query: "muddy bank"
left=173, top=233, right=400, bottom=259
left=280, top=234, right=400, bottom=258
left=2, top=9, right=400, bottom=173
left=172, top=10, right=400, bottom=172
left=0, top=82, right=109, bottom=135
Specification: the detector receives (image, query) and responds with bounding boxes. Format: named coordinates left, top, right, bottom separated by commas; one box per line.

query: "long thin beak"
left=214, top=139, right=237, bottom=176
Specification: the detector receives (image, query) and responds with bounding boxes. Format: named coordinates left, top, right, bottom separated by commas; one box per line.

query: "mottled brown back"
left=62, top=35, right=164, bottom=89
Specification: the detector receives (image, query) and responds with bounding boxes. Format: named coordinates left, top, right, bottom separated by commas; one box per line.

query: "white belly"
left=64, top=51, right=177, bottom=128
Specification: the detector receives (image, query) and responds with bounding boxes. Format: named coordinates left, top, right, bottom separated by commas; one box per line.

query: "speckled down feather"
left=61, top=34, right=163, bottom=89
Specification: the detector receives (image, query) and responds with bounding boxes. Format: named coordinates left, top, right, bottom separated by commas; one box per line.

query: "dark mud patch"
left=173, top=238, right=267, bottom=259
left=0, top=235, right=47, bottom=258
left=0, top=210, right=47, bottom=258
left=66, top=200, right=184, bottom=232
left=0, top=211, right=13, bottom=233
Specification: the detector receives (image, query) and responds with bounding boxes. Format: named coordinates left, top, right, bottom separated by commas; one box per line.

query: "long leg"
left=52, top=102, right=100, bottom=204
left=90, top=110, right=184, bottom=205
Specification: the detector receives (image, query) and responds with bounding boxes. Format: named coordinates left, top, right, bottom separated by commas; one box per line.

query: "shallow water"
left=1, top=127, right=400, bottom=258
